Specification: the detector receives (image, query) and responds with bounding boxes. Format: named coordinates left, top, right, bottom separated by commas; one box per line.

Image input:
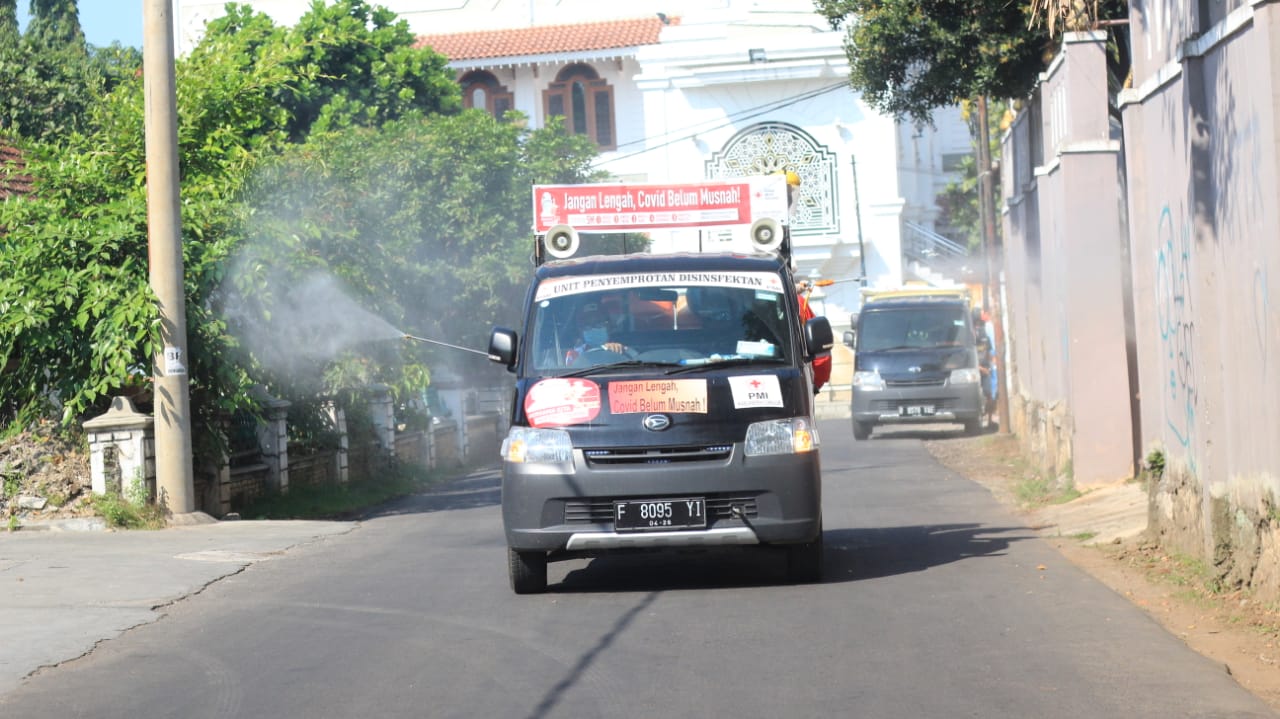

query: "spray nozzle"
left=402, top=333, right=489, bottom=357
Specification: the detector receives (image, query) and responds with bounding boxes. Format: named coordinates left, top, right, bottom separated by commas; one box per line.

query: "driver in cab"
left=564, top=301, right=629, bottom=366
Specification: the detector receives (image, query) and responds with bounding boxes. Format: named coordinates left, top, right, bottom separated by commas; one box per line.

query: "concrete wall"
left=1119, top=0, right=1280, bottom=595
left=1000, top=32, right=1135, bottom=488
left=1002, top=2, right=1280, bottom=598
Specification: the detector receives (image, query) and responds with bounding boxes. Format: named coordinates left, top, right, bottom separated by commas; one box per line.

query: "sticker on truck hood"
left=608, top=379, right=708, bottom=414
left=728, top=374, right=783, bottom=408
left=525, top=378, right=602, bottom=427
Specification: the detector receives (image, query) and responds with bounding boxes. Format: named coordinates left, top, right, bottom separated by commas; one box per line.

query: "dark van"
left=489, top=250, right=833, bottom=594
left=846, top=288, right=983, bottom=439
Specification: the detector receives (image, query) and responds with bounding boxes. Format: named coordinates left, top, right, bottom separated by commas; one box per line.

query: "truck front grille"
left=869, top=397, right=961, bottom=412
left=582, top=444, right=732, bottom=467
left=884, top=378, right=946, bottom=388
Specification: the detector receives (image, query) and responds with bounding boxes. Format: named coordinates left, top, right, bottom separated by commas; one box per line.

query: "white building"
left=174, top=0, right=974, bottom=329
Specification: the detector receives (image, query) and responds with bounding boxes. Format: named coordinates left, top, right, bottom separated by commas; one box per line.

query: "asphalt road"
left=2, top=419, right=1275, bottom=718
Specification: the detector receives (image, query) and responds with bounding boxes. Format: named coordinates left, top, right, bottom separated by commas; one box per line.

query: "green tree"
left=812, top=0, right=1129, bottom=125
left=1029, top=0, right=1111, bottom=37
left=935, top=99, right=1010, bottom=252
left=0, top=1, right=16, bottom=39
left=25, top=0, right=83, bottom=48
left=0, top=0, right=140, bottom=143
left=0, top=0, right=601, bottom=481
left=0, top=0, right=463, bottom=443
left=206, top=0, right=460, bottom=141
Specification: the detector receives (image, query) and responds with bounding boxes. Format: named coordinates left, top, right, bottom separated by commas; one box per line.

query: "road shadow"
left=861, top=420, right=999, bottom=441
left=357, top=466, right=502, bottom=519
left=826, top=523, right=1033, bottom=581
left=544, top=521, right=1033, bottom=593
left=553, top=547, right=791, bottom=593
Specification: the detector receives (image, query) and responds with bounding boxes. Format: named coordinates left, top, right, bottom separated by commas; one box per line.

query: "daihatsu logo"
left=643, top=414, right=671, bottom=431
left=908, top=366, right=923, bottom=373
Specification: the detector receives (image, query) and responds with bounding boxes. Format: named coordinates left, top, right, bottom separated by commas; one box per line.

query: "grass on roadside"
left=92, top=492, right=168, bottom=530
left=1123, top=547, right=1280, bottom=639
left=1014, top=472, right=1082, bottom=508
left=239, top=460, right=474, bottom=520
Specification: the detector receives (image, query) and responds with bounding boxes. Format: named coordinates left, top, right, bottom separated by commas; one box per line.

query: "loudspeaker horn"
left=749, top=217, right=783, bottom=253
left=543, top=225, right=580, bottom=259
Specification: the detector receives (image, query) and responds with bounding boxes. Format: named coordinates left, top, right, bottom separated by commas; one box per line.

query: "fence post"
left=368, top=384, right=397, bottom=457
left=251, top=387, right=291, bottom=494
left=325, top=401, right=349, bottom=484
left=82, top=397, right=156, bottom=501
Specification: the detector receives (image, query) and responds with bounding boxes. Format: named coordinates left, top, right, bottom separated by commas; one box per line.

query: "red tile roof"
left=417, top=16, right=678, bottom=61
left=0, top=139, right=32, bottom=200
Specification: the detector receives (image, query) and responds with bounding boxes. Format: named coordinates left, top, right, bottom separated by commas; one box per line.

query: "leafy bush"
left=1145, top=448, right=1166, bottom=479
left=91, top=491, right=166, bottom=529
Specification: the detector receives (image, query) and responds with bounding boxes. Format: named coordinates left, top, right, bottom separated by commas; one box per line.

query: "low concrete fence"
left=83, top=386, right=509, bottom=518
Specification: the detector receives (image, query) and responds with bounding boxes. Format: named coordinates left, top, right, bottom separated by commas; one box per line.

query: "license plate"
left=900, top=405, right=936, bottom=417
left=614, top=498, right=706, bottom=532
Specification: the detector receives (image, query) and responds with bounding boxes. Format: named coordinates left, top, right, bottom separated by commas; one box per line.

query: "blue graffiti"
left=1154, top=206, right=1198, bottom=472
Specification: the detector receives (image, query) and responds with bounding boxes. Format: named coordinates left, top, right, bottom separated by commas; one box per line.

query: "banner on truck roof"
left=532, top=176, right=788, bottom=234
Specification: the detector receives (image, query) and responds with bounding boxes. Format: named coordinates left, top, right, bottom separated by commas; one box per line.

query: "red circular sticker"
left=524, top=378, right=602, bottom=428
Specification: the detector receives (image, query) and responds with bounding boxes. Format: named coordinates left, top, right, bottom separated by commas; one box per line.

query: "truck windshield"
left=528, top=281, right=792, bottom=372
left=858, top=307, right=972, bottom=352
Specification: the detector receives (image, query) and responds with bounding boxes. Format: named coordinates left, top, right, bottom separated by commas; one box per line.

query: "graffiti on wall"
left=1154, top=205, right=1198, bottom=472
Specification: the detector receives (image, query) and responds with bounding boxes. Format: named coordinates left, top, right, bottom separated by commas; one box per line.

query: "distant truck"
left=487, top=176, right=833, bottom=594
left=844, top=287, right=984, bottom=439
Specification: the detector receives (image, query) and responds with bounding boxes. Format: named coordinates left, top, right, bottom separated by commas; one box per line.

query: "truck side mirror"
left=805, top=317, right=833, bottom=359
left=842, top=330, right=856, bottom=349
left=488, top=327, right=517, bottom=370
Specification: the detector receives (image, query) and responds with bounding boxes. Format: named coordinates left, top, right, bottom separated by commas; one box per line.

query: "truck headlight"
left=852, top=370, right=885, bottom=391
left=502, top=427, right=572, bottom=464
left=745, top=418, right=817, bottom=456
left=950, top=368, right=981, bottom=385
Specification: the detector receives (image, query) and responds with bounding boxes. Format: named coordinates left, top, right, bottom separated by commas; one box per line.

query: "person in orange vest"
left=797, top=280, right=831, bottom=394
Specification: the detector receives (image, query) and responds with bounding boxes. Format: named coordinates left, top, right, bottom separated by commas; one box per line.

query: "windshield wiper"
left=664, top=356, right=786, bottom=375
left=560, top=360, right=684, bottom=378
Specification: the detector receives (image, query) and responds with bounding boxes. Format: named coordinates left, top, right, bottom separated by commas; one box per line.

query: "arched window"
left=706, top=122, right=839, bottom=237
left=460, top=71, right=514, bottom=119
left=543, top=64, right=616, bottom=150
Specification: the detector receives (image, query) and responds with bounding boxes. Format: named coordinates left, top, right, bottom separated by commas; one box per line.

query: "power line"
left=596, top=82, right=851, bottom=167
left=610, top=81, right=848, bottom=151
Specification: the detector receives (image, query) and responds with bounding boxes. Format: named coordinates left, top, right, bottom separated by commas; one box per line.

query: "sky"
left=17, top=1, right=144, bottom=49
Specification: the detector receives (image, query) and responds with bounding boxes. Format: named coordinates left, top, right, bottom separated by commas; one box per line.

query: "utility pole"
left=976, top=95, right=1010, bottom=433
left=143, top=0, right=195, bottom=514
left=850, top=156, right=867, bottom=285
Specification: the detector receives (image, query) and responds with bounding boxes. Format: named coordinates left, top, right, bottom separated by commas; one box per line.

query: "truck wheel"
left=508, top=547, right=547, bottom=594
left=962, top=418, right=982, bottom=436
left=852, top=420, right=872, bottom=440
left=786, top=527, right=824, bottom=584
